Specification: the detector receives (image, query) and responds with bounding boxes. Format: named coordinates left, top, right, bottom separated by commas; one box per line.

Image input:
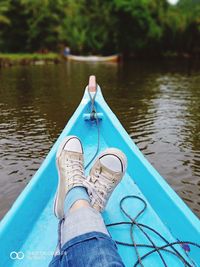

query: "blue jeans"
left=49, top=231, right=125, bottom=267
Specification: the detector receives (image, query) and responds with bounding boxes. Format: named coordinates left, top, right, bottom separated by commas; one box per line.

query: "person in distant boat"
left=63, top=46, right=71, bottom=56
left=49, top=136, right=126, bottom=267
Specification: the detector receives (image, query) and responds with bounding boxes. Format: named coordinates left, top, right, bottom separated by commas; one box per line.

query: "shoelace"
left=64, top=158, right=85, bottom=187
left=84, top=170, right=114, bottom=210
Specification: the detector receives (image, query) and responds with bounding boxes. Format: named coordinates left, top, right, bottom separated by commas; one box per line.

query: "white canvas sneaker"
left=54, top=136, right=85, bottom=219
left=86, top=148, right=127, bottom=212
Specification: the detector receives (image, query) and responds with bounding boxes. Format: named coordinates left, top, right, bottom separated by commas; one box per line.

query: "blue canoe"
left=0, top=76, right=199, bottom=267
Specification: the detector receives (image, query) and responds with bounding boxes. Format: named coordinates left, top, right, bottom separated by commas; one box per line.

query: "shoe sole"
left=53, top=136, right=83, bottom=219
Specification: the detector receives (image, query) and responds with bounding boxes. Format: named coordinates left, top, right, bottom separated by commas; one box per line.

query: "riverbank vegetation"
left=0, top=0, right=199, bottom=58
left=0, top=53, right=60, bottom=67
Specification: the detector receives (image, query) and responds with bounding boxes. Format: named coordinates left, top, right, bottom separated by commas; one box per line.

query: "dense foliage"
left=0, top=0, right=199, bottom=57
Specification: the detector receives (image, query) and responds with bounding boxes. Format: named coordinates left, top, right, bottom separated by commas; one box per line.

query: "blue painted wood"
left=0, top=85, right=199, bottom=267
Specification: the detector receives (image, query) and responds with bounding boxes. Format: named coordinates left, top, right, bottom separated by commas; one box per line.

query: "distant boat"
left=65, top=54, right=119, bottom=62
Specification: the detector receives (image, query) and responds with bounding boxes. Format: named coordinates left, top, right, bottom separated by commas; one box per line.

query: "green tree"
left=0, top=0, right=199, bottom=56
left=0, top=0, right=10, bottom=25
left=0, top=0, right=29, bottom=52
left=113, top=0, right=166, bottom=56
left=0, top=0, right=10, bottom=51
left=61, top=0, right=117, bottom=54
left=23, top=0, right=65, bottom=51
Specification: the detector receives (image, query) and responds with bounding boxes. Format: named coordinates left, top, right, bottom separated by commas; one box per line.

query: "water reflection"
left=0, top=60, right=199, bottom=218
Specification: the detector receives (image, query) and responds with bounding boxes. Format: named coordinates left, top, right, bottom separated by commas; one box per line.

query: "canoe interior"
left=0, top=87, right=199, bottom=267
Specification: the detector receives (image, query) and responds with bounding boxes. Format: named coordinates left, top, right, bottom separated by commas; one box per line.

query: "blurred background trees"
left=0, top=0, right=199, bottom=57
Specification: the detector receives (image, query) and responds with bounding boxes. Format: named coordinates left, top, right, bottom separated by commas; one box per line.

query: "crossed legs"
left=49, top=136, right=127, bottom=267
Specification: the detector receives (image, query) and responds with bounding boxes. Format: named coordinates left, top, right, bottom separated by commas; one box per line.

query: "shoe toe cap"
left=100, top=153, right=125, bottom=172
left=64, top=137, right=83, bottom=153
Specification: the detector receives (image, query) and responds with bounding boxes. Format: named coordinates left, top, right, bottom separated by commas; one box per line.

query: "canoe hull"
left=65, top=54, right=119, bottom=62
left=0, top=85, right=199, bottom=267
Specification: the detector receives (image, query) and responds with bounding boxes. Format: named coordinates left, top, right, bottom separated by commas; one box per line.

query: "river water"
left=0, top=60, right=199, bottom=219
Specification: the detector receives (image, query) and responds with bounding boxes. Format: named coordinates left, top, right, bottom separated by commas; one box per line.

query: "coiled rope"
left=107, top=195, right=200, bottom=267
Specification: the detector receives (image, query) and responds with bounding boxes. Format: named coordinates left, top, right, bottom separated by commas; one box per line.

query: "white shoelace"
left=62, top=156, right=115, bottom=210
left=64, top=158, right=85, bottom=187
left=84, top=171, right=113, bottom=210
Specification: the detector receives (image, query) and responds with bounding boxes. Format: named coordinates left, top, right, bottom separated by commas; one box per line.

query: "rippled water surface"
left=0, top=61, right=200, bottom=219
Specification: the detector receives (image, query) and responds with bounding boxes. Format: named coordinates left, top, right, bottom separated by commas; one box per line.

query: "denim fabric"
left=49, top=231, right=125, bottom=267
